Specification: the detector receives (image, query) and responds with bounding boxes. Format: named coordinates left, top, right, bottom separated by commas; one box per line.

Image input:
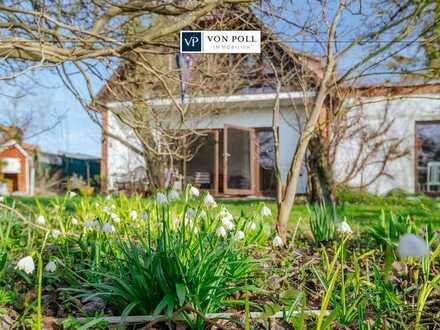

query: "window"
left=416, top=122, right=440, bottom=194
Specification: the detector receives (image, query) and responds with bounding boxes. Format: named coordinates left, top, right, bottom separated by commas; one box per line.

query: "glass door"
left=223, top=124, right=255, bottom=195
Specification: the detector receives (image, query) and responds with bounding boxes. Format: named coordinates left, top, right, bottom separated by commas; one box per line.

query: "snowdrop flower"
left=216, top=226, right=227, bottom=238
left=248, top=221, right=257, bottom=231
left=185, top=209, right=196, bottom=219
left=337, top=220, right=353, bottom=235
left=235, top=231, right=245, bottom=240
left=52, top=229, right=61, bottom=238
left=16, top=256, right=35, bottom=274
left=156, top=192, right=168, bottom=205
left=102, top=222, right=116, bottom=233
left=45, top=261, right=57, bottom=273
left=110, top=212, right=120, bottom=223
left=68, top=191, right=77, bottom=198
left=168, top=189, right=180, bottom=201
left=141, top=212, right=149, bottom=221
left=129, top=210, right=138, bottom=220
left=398, top=234, right=430, bottom=258
left=204, top=193, right=217, bottom=208
left=103, top=206, right=110, bottom=214
left=199, top=210, right=207, bottom=219
left=36, top=215, right=46, bottom=225
left=222, top=218, right=235, bottom=230
left=190, top=186, right=200, bottom=197
left=71, top=217, right=79, bottom=225
left=105, top=195, right=112, bottom=200
left=260, top=206, right=272, bottom=217
left=272, top=235, right=284, bottom=247
left=111, top=204, right=116, bottom=209
left=220, top=208, right=234, bottom=223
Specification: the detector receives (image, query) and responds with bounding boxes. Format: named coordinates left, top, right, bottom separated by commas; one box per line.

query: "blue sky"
left=0, top=70, right=102, bottom=157
left=0, top=1, right=423, bottom=159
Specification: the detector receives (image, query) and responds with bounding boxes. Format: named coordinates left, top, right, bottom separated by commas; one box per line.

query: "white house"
left=95, top=10, right=440, bottom=197
left=334, top=82, right=440, bottom=196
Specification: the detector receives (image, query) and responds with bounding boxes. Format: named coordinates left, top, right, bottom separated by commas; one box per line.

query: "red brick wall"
left=0, top=146, right=27, bottom=194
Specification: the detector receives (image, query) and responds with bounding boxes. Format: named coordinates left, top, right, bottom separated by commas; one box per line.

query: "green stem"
left=383, top=244, right=393, bottom=283
left=36, top=254, right=43, bottom=330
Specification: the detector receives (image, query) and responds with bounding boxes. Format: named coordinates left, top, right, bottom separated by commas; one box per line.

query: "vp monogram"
left=181, top=32, right=202, bottom=52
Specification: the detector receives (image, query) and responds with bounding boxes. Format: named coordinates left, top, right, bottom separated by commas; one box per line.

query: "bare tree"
left=0, top=0, right=254, bottom=190
left=260, top=0, right=438, bottom=241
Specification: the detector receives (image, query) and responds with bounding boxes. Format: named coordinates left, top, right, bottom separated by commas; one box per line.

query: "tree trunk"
left=307, top=134, right=335, bottom=205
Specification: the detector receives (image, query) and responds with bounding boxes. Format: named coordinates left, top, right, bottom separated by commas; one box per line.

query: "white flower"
left=220, top=208, right=234, bottom=223
left=141, top=212, right=149, bottom=221
left=45, top=261, right=57, bottom=273
left=216, top=226, right=227, bottom=238
left=204, top=193, right=217, bottom=208
left=103, top=206, right=110, bottom=214
left=129, top=210, right=138, bottom=220
left=190, top=186, right=200, bottom=197
left=102, top=222, right=116, bottom=233
left=36, top=215, right=46, bottom=225
left=156, top=192, right=168, bottom=205
left=110, top=212, right=120, bottom=223
left=222, top=218, right=235, bottom=230
left=248, top=221, right=257, bottom=231
left=85, top=220, right=99, bottom=229
left=168, top=189, right=180, bottom=201
left=52, top=229, right=61, bottom=238
left=111, top=204, right=116, bottom=209
left=272, top=235, right=284, bottom=247
left=68, top=191, right=77, bottom=198
left=235, top=231, right=245, bottom=240
left=185, top=209, right=196, bottom=219
left=398, top=234, right=430, bottom=258
left=71, top=217, right=79, bottom=225
left=260, top=206, right=272, bottom=217
left=16, top=256, right=35, bottom=274
left=337, top=221, right=353, bottom=234
left=199, top=210, right=207, bottom=219
left=0, top=196, right=4, bottom=203
left=105, top=195, right=112, bottom=200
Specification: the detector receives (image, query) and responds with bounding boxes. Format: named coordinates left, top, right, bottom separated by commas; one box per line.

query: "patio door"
left=223, top=124, right=255, bottom=195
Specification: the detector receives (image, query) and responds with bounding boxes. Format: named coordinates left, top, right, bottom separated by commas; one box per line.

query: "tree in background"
left=261, top=0, right=439, bottom=240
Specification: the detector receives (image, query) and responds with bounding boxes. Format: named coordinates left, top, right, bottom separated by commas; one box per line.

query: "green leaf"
left=176, top=283, right=186, bottom=307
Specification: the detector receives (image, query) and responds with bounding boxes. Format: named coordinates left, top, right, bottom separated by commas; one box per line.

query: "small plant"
left=307, top=203, right=338, bottom=243
left=370, top=211, right=417, bottom=248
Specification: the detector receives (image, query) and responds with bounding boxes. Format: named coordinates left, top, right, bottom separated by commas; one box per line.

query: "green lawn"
left=6, top=188, right=440, bottom=235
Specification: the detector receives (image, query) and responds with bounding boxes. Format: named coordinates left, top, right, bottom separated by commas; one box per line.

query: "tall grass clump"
left=307, top=203, right=338, bottom=243
left=64, top=188, right=265, bottom=327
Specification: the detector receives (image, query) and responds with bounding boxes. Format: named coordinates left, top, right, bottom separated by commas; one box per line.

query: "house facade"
left=0, top=141, right=35, bottom=195
left=335, top=83, right=440, bottom=196
left=95, top=10, right=440, bottom=197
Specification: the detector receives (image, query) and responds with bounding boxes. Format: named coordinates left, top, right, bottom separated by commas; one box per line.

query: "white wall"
left=335, top=94, right=440, bottom=195
left=107, top=104, right=308, bottom=194
left=107, top=112, right=145, bottom=191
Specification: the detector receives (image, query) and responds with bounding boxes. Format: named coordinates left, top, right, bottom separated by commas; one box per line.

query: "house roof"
left=93, top=7, right=323, bottom=107
left=107, top=91, right=315, bottom=110
left=0, top=140, right=32, bottom=159
left=355, top=80, right=440, bottom=97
